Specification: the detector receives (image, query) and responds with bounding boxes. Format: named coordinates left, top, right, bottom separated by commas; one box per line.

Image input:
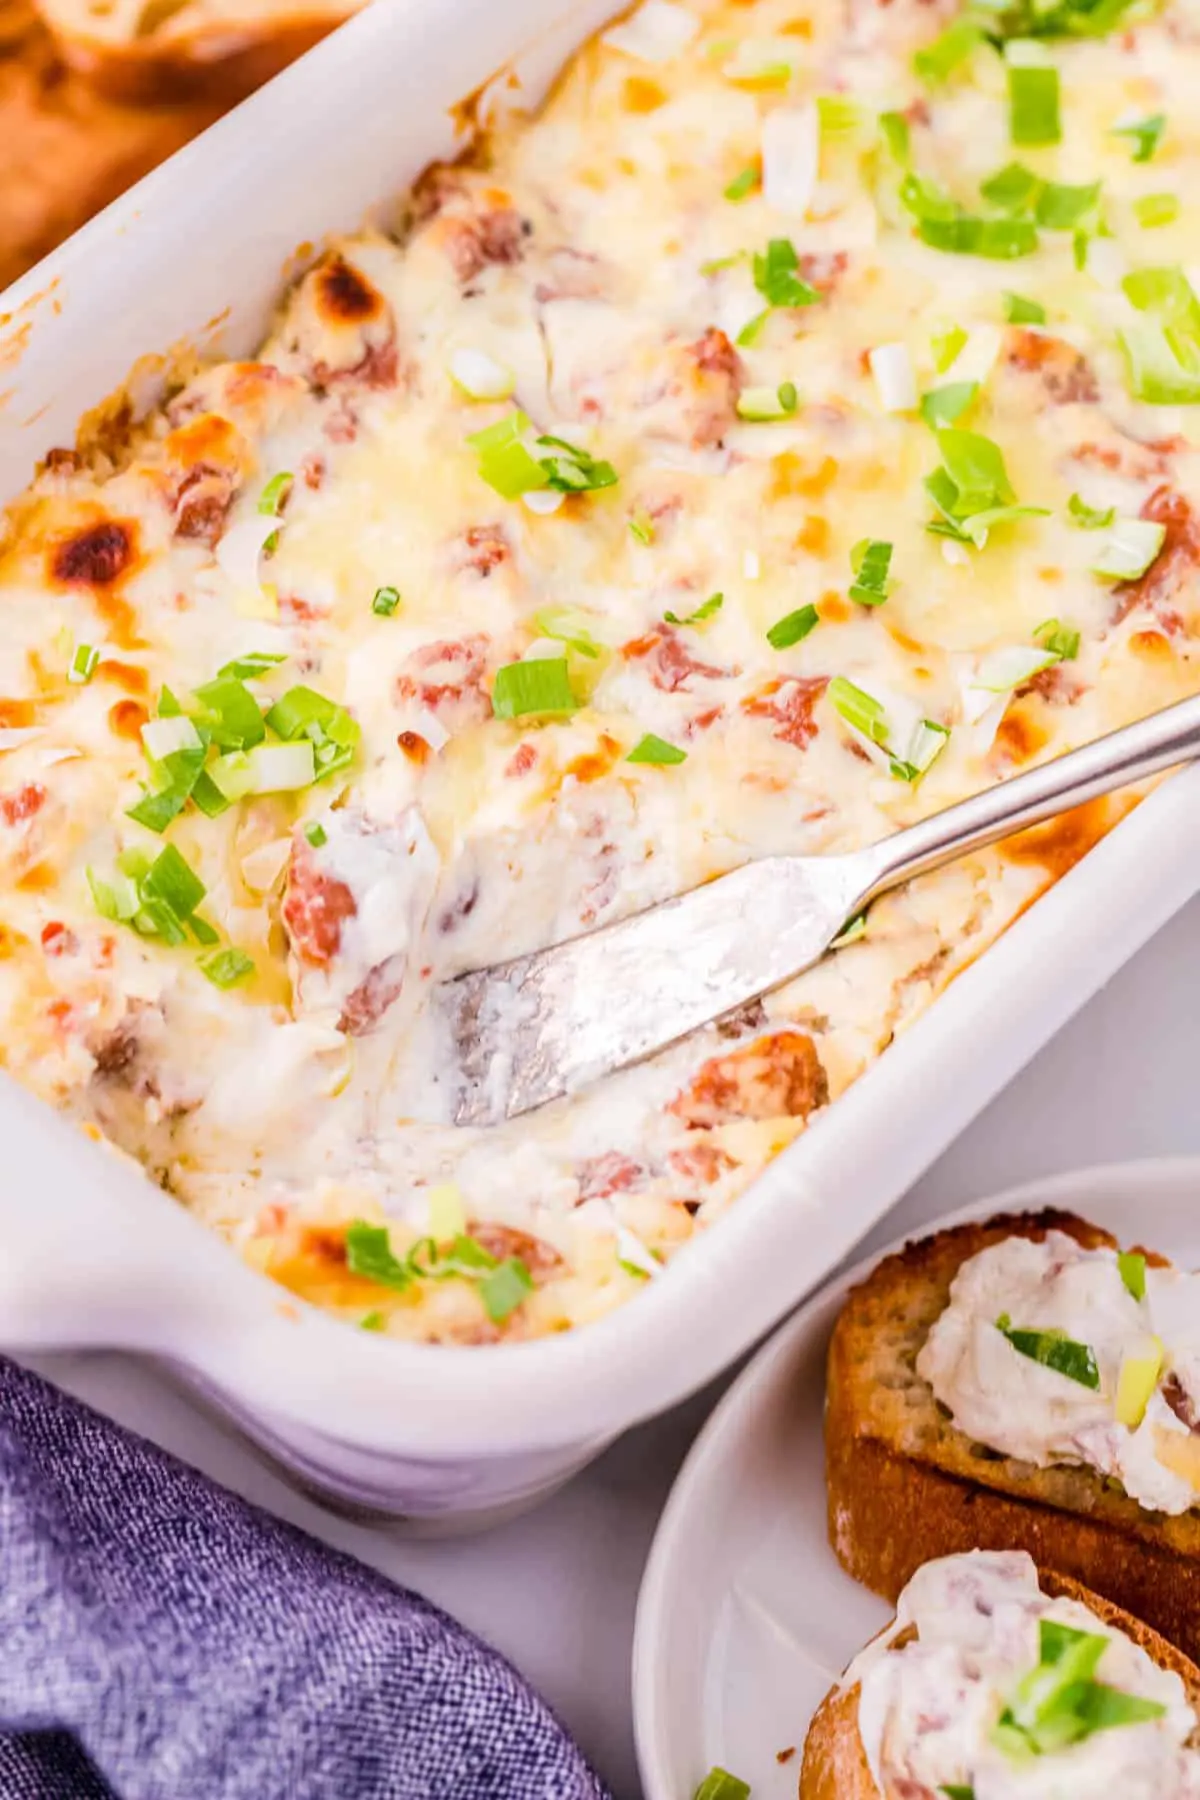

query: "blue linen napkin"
left=0, top=1356, right=612, bottom=1800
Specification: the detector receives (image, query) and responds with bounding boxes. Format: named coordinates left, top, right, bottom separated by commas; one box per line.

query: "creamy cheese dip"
left=4, top=0, right=1200, bottom=1343
left=919, top=1230, right=1200, bottom=1512
left=854, top=1551, right=1200, bottom=1799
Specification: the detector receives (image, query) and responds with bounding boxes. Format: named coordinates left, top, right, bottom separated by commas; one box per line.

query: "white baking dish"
left=3, top=0, right=1200, bottom=1525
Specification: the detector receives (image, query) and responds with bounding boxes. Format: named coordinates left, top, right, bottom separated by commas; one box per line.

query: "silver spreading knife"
left=434, top=690, right=1200, bottom=1127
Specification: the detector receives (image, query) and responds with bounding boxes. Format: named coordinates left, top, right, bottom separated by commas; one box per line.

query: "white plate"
left=631, top=1155, right=1200, bottom=1800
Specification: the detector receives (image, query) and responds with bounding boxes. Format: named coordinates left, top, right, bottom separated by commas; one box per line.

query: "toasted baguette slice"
left=31, top=0, right=361, bottom=105
left=799, top=1567, right=1200, bottom=1798
left=825, top=1207, right=1200, bottom=1662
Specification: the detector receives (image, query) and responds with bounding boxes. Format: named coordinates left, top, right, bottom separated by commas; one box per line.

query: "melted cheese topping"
left=4, top=0, right=1200, bottom=1344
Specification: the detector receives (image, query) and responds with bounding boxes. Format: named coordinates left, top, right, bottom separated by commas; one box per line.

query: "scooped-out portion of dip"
left=3, top=0, right=1199, bottom=1343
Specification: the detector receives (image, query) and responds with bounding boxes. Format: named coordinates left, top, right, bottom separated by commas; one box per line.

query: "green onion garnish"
left=992, top=1617, right=1166, bottom=1761
left=360, top=1312, right=386, bottom=1332
left=752, top=237, right=820, bottom=309
left=1119, top=319, right=1200, bottom=403
left=346, top=1221, right=412, bottom=1291
left=767, top=604, right=819, bottom=649
left=996, top=1314, right=1100, bottom=1388
left=264, top=684, right=360, bottom=781
left=931, top=325, right=967, bottom=373
left=879, top=109, right=911, bottom=165
left=981, top=162, right=1043, bottom=213
left=1036, top=179, right=1102, bottom=229
left=535, top=607, right=603, bottom=658
left=68, top=642, right=99, bottom=685
left=848, top=539, right=893, bottom=606
left=736, top=382, right=798, bottom=421
left=1033, top=618, right=1081, bottom=660
left=1067, top=493, right=1115, bottom=529
left=664, top=593, right=723, bottom=627
left=217, top=651, right=287, bottom=681
left=627, top=733, right=687, bottom=766
left=940, top=1788, right=976, bottom=1799
left=901, top=176, right=1039, bottom=259
left=304, top=821, right=327, bottom=848
left=1134, top=192, right=1179, bottom=230
left=372, top=585, right=401, bottom=617
left=829, top=675, right=889, bottom=745
left=920, top=382, right=978, bottom=428
left=1118, top=1250, right=1147, bottom=1301
left=1003, top=292, right=1046, bottom=323
left=629, top=514, right=655, bottom=545
left=913, top=17, right=983, bottom=84
left=1089, top=518, right=1167, bottom=579
left=925, top=428, right=1048, bottom=547
left=192, top=675, right=266, bottom=751
left=724, top=165, right=759, bottom=201
left=480, top=1257, right=534, bottom=1324
left=536, top=433, right=619, bottom=494
left=468, top=412, right=550, bottom=499
left=1006, top=43, right=1060, bottom=147
left=257, top=472, right=293, bottom=516
left=199, top=947, right=255, bottom=988
left=736, top=310, right=770, bottom=348
left=1112, top=113, right=1166, bottom=163
left=491, top=658, right=577, bottom=720
left=693, top=1769, right=751, bottom=1800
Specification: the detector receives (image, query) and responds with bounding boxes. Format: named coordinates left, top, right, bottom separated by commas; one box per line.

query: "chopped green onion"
left=931, top=325, right=968, bottom=373
left=491, top=658, right=577, bottom=720
left=346, top=1221, right=412, bottom=1291
left=848, top=538, right=893, bottom=606
left=192, top=675, right=266, bottom=751
left=1006, top=43, right=1060, bottom=146
left=735, top=310, right=771, bottom=348
left=141, top=841, right=205, bottom=919
left=627, top=733, right=687, bottom=765
left=817, top=94, right=862, bottom=135
left=372, top=585, right=401, bottom=617
left=993, top=1617, right=1166, bottom=1760
left=736, top=382, right=798, bottom=421
left=629, top=514, right=655, bottom=545
left=925, top=428, right=1047, bottom=545
left=879, top=109, right=911, bottom=165
left=1112, top=112, right=1166, bottom=163
left=427, top=1184, right=467, bottom=1241
left=752, top=237, right=820, bottom=309
left=890, top=718, right=950, bottom=784
left=900, top=172, right=960, bottom=223
left=940, top=1789, right=976, bottom=1800
left=829, top=675, right=889, bottom=744
left=360, top=1312, right=386, bottom=1332
left=1123, top=264, right=1200, bottom=330
left=767, top=604, right=819, bottom=649
left=724, top=165, right=759, bottom=201
left=211, top=741, right=317, bottom=798
left=981, top=161, right=1043, bottom=213
left=913, top=17, right=983, bottom=83
left=921, top=381, right=978, bottom=428
left=699, top=253, right=744, bottom=276
left=831, top=908, right=868, bottom=947
left=257, top=472, right=293, bottom=516
left=217, top=651, right=287, bottom=681
left=1067, top=493, right=1115, bottom=529
left=199, top=947, right=255, bottom=988
left=468, top=411, right=550, bottom=499
left=1090, top=517, right=1166, bottom=580
left=1134, top=192, right=1179, bottom=230
left=996, top=1314, right=1100, bottom=1388
left=919, top=214, right=1039, bottom=259
left=665, top=593, right=723, bottom=627
left=1003, top=291, right=1046, bottom=323
left=304, top=821, right=328, bottom=848
left=1037, top=179, right=1102, bottom=229
left=693, top=1769, right=751, bottom=1800
left=535, top=607, right=603, bottom=658
left=536, top=433, right=619, bottom=494
left=1118, top=1249, right=1147, bottom=1301
left=87, top=865, right=139, bottom=924
left=67, top=642, right=99, bottom=685
left=1033, top=618, right=1081, bottom=660
left=480, top=1257, right=534, bottom=1324
left=1119, top=319, right=1200, bottom=404
left=264, top=685, right=361, bottom=781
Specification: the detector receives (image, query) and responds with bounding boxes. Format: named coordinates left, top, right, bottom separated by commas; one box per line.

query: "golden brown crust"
left=798, top=1569, right=1200, bottom=1797
left=825, top=1208, right=1200, bottom=1663
left=30, top=0, right=360, bottom=105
